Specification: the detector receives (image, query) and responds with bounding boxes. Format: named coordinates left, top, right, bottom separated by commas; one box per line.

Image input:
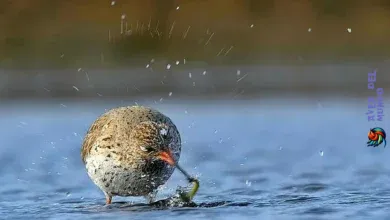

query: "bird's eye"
left=140, top=146, right=154, bottom=152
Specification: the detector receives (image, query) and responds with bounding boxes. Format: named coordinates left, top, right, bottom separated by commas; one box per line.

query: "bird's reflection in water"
left=107, top=200, right=251, bottom=211
left=107, top=190, right=198, bottom=211
left=106, top=193, right=253, bottom=211
left=76, top=188, right=254, bottom=213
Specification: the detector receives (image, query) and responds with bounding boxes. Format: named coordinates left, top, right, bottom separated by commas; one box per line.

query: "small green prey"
left=175, top=163, right=200, bottom=202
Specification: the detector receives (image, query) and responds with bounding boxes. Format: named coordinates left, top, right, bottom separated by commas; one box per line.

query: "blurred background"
left=1, top=0, right=390, bottom=99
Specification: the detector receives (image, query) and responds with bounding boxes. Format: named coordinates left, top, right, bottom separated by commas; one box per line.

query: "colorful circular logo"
left=367, top=127, right=387, bottom=148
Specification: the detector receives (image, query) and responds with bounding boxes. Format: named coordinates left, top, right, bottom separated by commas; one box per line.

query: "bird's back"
left=81, top=106, right=181, bottom=163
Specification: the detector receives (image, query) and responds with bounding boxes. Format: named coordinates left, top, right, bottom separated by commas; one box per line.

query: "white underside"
left=85, top=155, right=165, bottom=197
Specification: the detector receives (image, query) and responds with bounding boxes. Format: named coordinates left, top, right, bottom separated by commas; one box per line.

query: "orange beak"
left=158, top=150, right=175, bottom=166
left=159, top=150, right=194, bottom=182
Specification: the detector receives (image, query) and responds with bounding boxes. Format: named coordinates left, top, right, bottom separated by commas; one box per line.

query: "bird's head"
left=130, top=121, right=196, bottom=188
left=130, top=121, right=177, bottom=166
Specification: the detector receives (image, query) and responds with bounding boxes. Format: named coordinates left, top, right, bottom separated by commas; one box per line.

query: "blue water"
left=1, top=97, right=389, bottom=220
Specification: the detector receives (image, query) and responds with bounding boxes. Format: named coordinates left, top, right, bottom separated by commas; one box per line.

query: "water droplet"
left=214, top=130, right=218, bottom=134
left=237, top=70, right=241, bottom=76
left=250, top=24, right=254, bottom=28
left=308, top=28, right=311, bottom=32
left=169, top=92, right=172, bottom=96
left=202, top=71, right=207, bottom=75
left=146, top=64, right=150, bottom=68
left=121, top=14, right=126, bottom=19
left=319, top=151, right=324, bottom=156
left=245, top=180, right=252, bottom=187
left=347, top=28, right=352, bottom=33
left=176, top=6, right=180, bottom=10
left=111, top=1, right=115, bottom=6
left=160, top=128, right=167, bottom=136
left=166, top=64, right=171, bottom=70
left=188, top=72, right=192, bottom=78
left=175, top=61, right=180, bottom=65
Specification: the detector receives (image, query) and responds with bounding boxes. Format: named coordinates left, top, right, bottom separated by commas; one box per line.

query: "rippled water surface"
left=1, top=97, right=390, bottom=220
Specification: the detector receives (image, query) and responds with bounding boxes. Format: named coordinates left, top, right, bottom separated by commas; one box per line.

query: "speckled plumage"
left=81, top=106, right=181, bottom=204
